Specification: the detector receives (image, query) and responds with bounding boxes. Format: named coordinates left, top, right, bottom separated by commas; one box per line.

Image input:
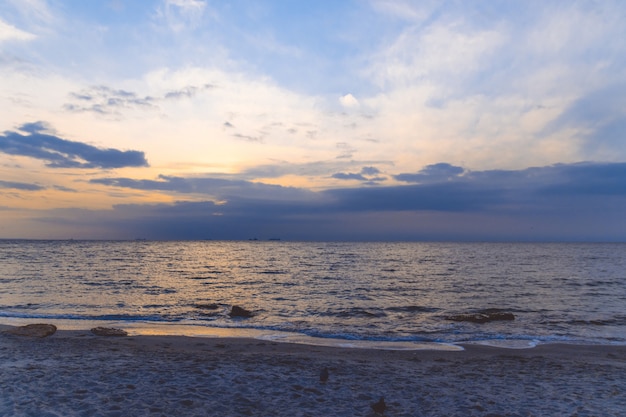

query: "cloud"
left=361, top=166, right=381, bottom=176
left=0, top=122, right=149, bottom=169
left=354, top=162, right=624, bottom=211
left=155, top=0, right=208, bottom=32
left=241, top=160, right=394, bottom=180
left=232, top=133, right=263, bottom=143
left=332, top=166, right=386, bottom=183
left=365, top=15, right=505, bottom=91
left=41, top=161, right=626, bottom=241
left=53, top=185, right=77, bottom=193
left=349, top=1, right=626, bottom=169
left=2, top=1, right=626, bottom=237
left=63, top=83, right=215, bottom=116
left=332, top=172, right=367, bottom=181
left=370, top=0, right=436, bottom=22
left=0, top=18, right=36, bottom=42
left=63, top=86, right=156, bottom=115
left=326, top=181, right=500, bottom=212
left=64, top=86, right=157, bottom=115
left=533, top=162, right=626, bottom=196
left=91, top=162, right=626, bottom=214
left=323, top=162, right=626, bottom=220
left=542, top=84, right=626, bottom=157
left=4, top=0, right=55, bottom=26
left=394, top=163, right=465, bottom=183
left=164, top=84, right=214, bottom=99
left=90, top=174, right=315, bottom=202
left=339, top=93, right=359, bottom=108
left=0, top=180, right=44, bottom=191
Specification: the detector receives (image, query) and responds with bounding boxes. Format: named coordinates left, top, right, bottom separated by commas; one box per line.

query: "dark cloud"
left=92, top=161, right=626, bottom=213
left=242, top=160, right=393, bottom=180
left=361, top=166, right=381, bottom=176
left=0, top=180, right=45, bottom=191
left=164, top=84, right=214, bottom=99
left=90, top=174, right=314, bottom=202
left=394, top=163, right=465, bottom=183
left=533, top=162, right=626, bottom=196
left=332, top=166, right=386, bottom=183
left=325, top=182, right=502, bottom=212
left=64, top=83, right=214, bottom=115
left=232, top=133, right=263, bottom=142
left=36, top=161, right=626, bottom=241
left=53, top=185, right=78, bottom=192
left=91, top=175, right=243, bottom=193
left=38, top=200, right=323, bottom=240
left=0, top=122, right=149, bottom=169
left=18, top=121, right=53, bottom=134
left=64, top=86, right=157, bottom=115
left=332, top=172, right=366, bottom=181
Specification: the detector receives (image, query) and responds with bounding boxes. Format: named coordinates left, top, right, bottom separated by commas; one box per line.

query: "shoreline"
left=2, top=324, right=625, bottom=416
left=3, top=317, right=622, bottom=351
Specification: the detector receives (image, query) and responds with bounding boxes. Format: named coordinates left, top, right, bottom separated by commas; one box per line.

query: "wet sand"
left=1, top=325, right=625, bottom=416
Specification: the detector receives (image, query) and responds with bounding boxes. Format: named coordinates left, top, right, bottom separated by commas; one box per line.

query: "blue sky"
left=1, top=0, right=626, bottom=240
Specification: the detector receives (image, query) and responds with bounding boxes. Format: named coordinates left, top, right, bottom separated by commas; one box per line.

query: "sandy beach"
left=1, top=324, right=625, bottom=416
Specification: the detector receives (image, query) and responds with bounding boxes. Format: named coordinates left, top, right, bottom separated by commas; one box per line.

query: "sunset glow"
left=2, top=1, right=626, bottom=240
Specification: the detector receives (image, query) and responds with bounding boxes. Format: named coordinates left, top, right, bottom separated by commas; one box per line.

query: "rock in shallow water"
left=91, top=327, right=128, bottom=337
left=229, top=305, right=254, bottom=318
left=6, top=323, right=57, bottom=338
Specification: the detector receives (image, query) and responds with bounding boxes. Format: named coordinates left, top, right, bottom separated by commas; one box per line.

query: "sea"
left=1, top=240, right=625, bottom=348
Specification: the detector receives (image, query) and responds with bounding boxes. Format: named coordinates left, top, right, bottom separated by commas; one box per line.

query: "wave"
left=2, top=310, right=624, bottom=346
left=385, top=305, right=440, bottom=313
left=317, top=307, right=388, bottom=318
left=567, top=316, right=626, bottom=326
left=0, top=311, right=180, bottom=323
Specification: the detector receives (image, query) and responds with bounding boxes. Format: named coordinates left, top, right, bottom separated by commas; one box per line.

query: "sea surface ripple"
left=1, top=240, right=625, bottom=345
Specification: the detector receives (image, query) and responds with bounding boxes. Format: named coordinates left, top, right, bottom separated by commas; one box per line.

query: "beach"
left=1, top=324, right=625, bottom=416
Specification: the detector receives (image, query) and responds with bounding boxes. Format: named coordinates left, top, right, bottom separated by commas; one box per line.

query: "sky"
left=1, top=0, right=626, bottom=241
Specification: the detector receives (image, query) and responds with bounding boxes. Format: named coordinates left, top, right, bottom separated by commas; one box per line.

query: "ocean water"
left=1, top=240, right=625, bottom=346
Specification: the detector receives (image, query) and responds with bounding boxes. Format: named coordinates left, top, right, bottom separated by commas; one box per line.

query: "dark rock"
left=229, top=305, right=254, bottom=318
left=91, top=327, right=128, bottom=337
left=6, top=323, right=57, bottom=338
left=486, top=312, right=515, bottom=321
left=445, top=311, right=515, bottom=323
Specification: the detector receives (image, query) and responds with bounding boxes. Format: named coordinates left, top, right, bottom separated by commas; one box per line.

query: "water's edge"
left=0, top=317, right=582, bottom=351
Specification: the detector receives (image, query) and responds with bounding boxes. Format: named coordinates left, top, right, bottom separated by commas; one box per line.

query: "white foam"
left=254, top=332, right=463, bottom=351
left=467, top=339, right=539, bottom=349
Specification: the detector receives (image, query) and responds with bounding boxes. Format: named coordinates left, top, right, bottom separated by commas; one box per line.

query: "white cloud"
left=156, top=0, right=209, bottom=32
left=2, top=0, right=626, bottom=192
left=365, top=21, right=505, bottom=90
left=5, top=0, right=55, bottom=25
left=0, top=18, right=36, bottom=42
left=339, top=93, right=359, bottom=108
left=369, top=0, right=437, bottom=23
